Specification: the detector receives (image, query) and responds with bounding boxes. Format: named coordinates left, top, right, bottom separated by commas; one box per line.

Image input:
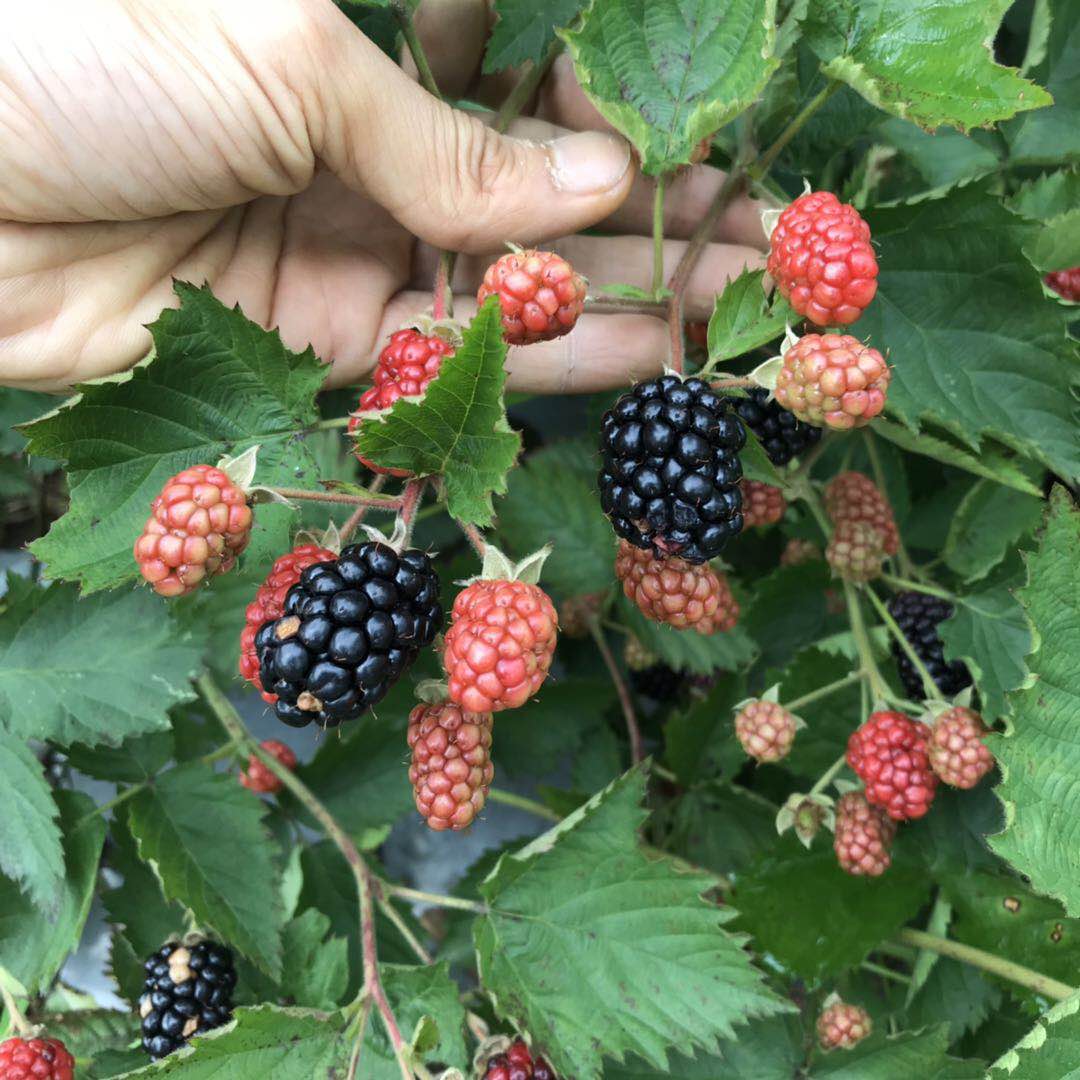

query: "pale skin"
left=0, top=0, right=767, bottom=394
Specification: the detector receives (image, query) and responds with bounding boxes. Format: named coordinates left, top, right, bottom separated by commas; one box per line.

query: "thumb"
left=310, top=11, right=635, bottom=252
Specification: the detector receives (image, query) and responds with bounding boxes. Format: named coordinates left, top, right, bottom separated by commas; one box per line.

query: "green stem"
left=493, top=37, right=563, bottom=133
left=487, top=787, right=561, bottom=822
left=586, top=295, right=669, bottom=317
left=313, top=416, right=351, bottom=431
left=267, top=487, right=403, bottom=509
left=880, top=573, right=955, bottom=602
left=784, top=671, right=862, bottom=713
left=861, top=960, right=911, bottom=986
left=748, top=81, right=839, bottom=180
left=787, top=433, right=832, bottom=483
left=380, top=882, right=487, bottom=915
left=651, top=175, right=667, bottom=297
left=864, top=587, right=942, bottom=702
left=861, top=431, right=917, bottom=578
left=432, top=250, right=454, bottom=320
left=652, top=762, right=679, bottom=784
left=894, top=928, right=1076, bottom=1002
left=394, top=4, right=441, bottom=100
left=843, top=581, right=890, bottom=701
left=378, top=898, right=432, bottom=964
left=809, top=752, right=848, bottom=797
left=196, top=674, right=412, bottom=1080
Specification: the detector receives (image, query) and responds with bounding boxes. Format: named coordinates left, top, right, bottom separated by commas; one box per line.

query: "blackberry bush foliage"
left=1, top=3, right=1077, bottom=1078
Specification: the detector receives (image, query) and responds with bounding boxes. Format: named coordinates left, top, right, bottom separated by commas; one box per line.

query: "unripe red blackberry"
left=766, top=190, right=879, bottom=326
left=239, top=543, right=337, bottom=700
left=826, top=520, right=885, bottom=583
left=817, top=998, right=872, bottom=1050
left=238, top=739, right=297, bottom=795
left=775, top=333, right=890, bottom=430
left=824, top=471, right=899, bottom=556
left=1045, top=266, right=1080, bottom=302
left=478, top=249, right=586, bottom=345
left=739, top=480, right=786, bottom=529
left=833, top=791, right=896, bottom=876
left=134, top=465, right=252, bottom=596
left=484, top=1038, right=557, bottom=1080
left=408, top=702, right=493, bottom=831
left=928, top=706, right=994, bottom=788
left=734, top=699, right=799, bottom=762
left=780, top=537, right=822, bottom=567
left=0, top=1037, right=75, bottom=1080
left=615, top=540, right=737, bottom=634
left=847, top=711, right=938, bottom=821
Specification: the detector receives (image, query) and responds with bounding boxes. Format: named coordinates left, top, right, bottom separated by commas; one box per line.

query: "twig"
left=842, top=582, right=890, bottom=702
left=378, top=898, right=433, bottom=964
left=894, top=928, right=1076, bottom=1001
left=339, top=475, right=387, bottom=544
left=747, top=82, right=839, bottom=181
left=346, top=993, right=374, bottom=1080
left=196, top=674, right=413, bottom=1080
left=394, top=3, right=440, bottom=99
left=267, top=487, right=403, bottom=509
left=588, top=618, right=643, bottom=765
left=458, top=521, right=487, bottom=558
left=784, top=671, right=863, bottom=713
left=880, top=573, right=955, bottom=602
left=380, top=882, right=487, bottom=914
left=398, top=480, right=426, bottom=548
left=808, top=752, right=848, bottom=797
left=493, top=37, right=563, bottom=134
left=865, top=586, right=942, bottom=702
left=586, top=296, right=669, bottom=317
left=861, top=960, right=911, bottom=986
left=710, top=376, right=757, bottom=391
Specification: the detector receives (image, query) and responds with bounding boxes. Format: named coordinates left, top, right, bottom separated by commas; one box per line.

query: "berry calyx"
left=239, top=543, right=337, bottom=700
left=614, top=540, right=738, bottom=634
left=598, top=374, right=746, bottom=563
left=740, top=479, right=786, bottom=529
left=732, top=387, right=822, bottom=467
left=734, top=699, right=799, bottom=762
left=887, top=591, right=972, bottom=700
left=478, top=249, right=586, bottom=345
left=623, top=634, right=657, bottom=671
left=780, top=537, right=822, bottom=566
left=408, top=701, right=494, bottom=831
left=928, top=706, right=994, bottom=789
left=134, top=465, right=252, bottom=597
left=139, top=937, right=236, bottom=1060
left=255, top=542, right=442, bottom=727
left=484, top=1038, right=557, bottom=1080
left=238, top=739, right=297, bottom=795
left=816, top=998, right=872, bottom=1050
left=826, top=520, right=885, bottom=583
left=833, top=790, right=896, bottom=876
left=766, top=190, right=879, bottom=326
left=847, top=711, right=938, bottom=821
left=774, top=333, right=890, bottom=430
left=824, top=471, right=899, bottom=556
left=0, top=1037, right=75, bottom=1080
left=1045, top=266, right=1080, bottom=302
left=443, top=578, right=558, bottom=712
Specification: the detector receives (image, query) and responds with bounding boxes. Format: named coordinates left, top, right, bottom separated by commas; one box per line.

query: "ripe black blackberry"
left=139, top=937, right=236, bottom=1060
left=888, top=591, right=972, bottom=700
left=256, top=542, right=442, bottom=727
left=598, top=375, right=745, bottom=564
left=733, top=387, right=822, bottom=467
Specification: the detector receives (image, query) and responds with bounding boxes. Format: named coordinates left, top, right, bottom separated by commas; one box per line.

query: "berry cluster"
left=0, top=1037, right=74, bottom=1080
left=826, top=520, right=885, bottom=583
left=139, top=938, right=236, bottom=1060
left=928, top=706, right=993, bottom=789
left=887, top=591, right=972, bottom=700
left=484, top=1039, right=556, bottom=1080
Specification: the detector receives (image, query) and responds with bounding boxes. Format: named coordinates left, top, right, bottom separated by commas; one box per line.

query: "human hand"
left=0, top=0, right=766, bottom=393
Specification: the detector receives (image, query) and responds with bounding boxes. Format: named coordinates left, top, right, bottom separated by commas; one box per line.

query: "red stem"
left=339, top=475, right=387, bottom=543
left=458, top=521, right=487, bottom=558
left=268, top=486, right=403, bottom=509
left=710, top=376, right=756, bottom=390
left=398, top=479, right=425, bottom=547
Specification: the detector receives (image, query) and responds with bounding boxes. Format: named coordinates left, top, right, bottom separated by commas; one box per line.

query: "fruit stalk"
left=339, top=474, right=387, bottom=543
left=588, top=618, right=643, bottom=765
left=864, top=586, right=942, bottom=701
left=267, top=487, right=403, bottom=509
left=652, top=175, right=667, bottom=299
left=784, top=671, right=863, bottom=713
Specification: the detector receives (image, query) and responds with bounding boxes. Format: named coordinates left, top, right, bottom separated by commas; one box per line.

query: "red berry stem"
left=588, top=618, right=644, bottom=765
left=864, top=587, right=942, bottom=702
left=398, top=479, right=426, bottom=548
left=196, top=673, right=413, bottom=1080
left=457, top=520, right=488, bottom=558
left=338, top=474, right=387, bottom=544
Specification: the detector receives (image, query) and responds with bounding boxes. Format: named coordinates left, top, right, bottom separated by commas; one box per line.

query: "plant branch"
left=196, top=673, right=412, bottom=1080
left=398, top=479, right=426, bottom=548
left=710, top=376, right=757, bottom=391
left=457, top=520, right=487, bottom=558
left=784, top=671, right=863, bottom=713
left=860, top=960, right=911, bottom=985
left=588, top=618, right=643, bottom=765
left=394, top=3, right=440, bottom=100
left=747, top=82, right=839, bottom=180
left=267, top=487, right=403, bottom=509
left=346, top=993, right=374, bottom=1080
left=843, top=581, right=890, bottom=701
left=894, top=928, right=1076, bottom=1001
left=339, top=475, right=387, bottom=544
left=378, top=899, right=433, bottom=965
left=380, top=882, right=487, bottom=915
left=809, top=752, right=848, bottom=797
left=487, top=787, right=561, bottom=822
left=586, top=295, right=669, bottom=317
left=493, top=37, right=563, bottom=133
left=880, top=573, right=955, bottom=602
left=864, top=586, right=941, bottom=701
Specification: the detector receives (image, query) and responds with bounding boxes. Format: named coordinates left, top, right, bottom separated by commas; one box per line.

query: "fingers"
left=311, top=5, right=635, bottom=253
left=322, top=290, right=668, bottom=393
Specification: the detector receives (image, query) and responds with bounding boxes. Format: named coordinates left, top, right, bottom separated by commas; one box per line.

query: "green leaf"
left=990, top=491, right=1080, bottom=914
left=35, top=1009, right=139, bottom=1064
left=1008, top=168, right=1080, bottom=272
left=0, top=578, right=200, bottom=747
left=0, top=791, right=105, bottom=994
left=495, top=441, right=614, bottom=598
left=731, top=836, right=928, bottom=980
left=940, top=570, right=1032, bottom=723
left=806, top=0, right=1051, bottom=131
left=0, top=389, right=56, bottom=456
left=66, top=730, right=174, bottom=784
left=280, top=909, right=349, bottom=1010
left=562, top=0, right=779, bottom=174
left=1003, top=0, right=1080, bottom=166
left=991, top=992, right=1080, bottom=1078
left=0, top=736, right=63, bottom=915
left=705, top=270, right=792, bottom=365
left=807, top=1023, right=984, bottom=1078
left=357, top=299, right=519, bottom=527
left=474, top=770, right=789, bottom=1079
left=876, top=117, right=1002, bottom=191
left=484, top=0, right=585, bottom=72
left=664, top=677, right=747, bottom=787
left=127, top=762, right=285, bottom=978
left=862, top=186, right=1079, bottom=483
left=741, top=562, right=830, bottom=672
left=23, top=282, right=326, bottom=592
left=906, top=958, right=1003, bottom=1043
left=943, top=482, right=1045, bottom=583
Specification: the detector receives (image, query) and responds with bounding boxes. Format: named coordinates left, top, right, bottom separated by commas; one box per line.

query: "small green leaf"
left=475, top=770, right=790, bottom=1079
left=943, top=482, right=1044, bottom=582
left=562, top=0, right=779, bottom=174
left=806, top=0, right=1051, bottom=131
left=127, top=762, right=285, bottom=978
left=741, top=562, right=830, bottom=673
left=1008, top=167, right=1080, bottom=272
left=280, top=909, right=349, bottom=1010
left=0, top=791, right=105, bottom=994
left=0, top=578, right=200, bottom=747
left=990, top=490, right=1080, bottom=915
left=991, top=992, right=1080, bottom=1077
left=66, top=730, right=175, bottom=783
left=807, top=1023, right=984, bottom=1078
left=357, top=299, right=519, bottom=526
left=706, top=270, right=792, bottom=365
left=484, top=0, right=585, bottom=72
left=23, top=282, right=327, bottom=592
left=664, top=677, right=747, bottom=787
left=906, top=958, right=1003, bottom=1043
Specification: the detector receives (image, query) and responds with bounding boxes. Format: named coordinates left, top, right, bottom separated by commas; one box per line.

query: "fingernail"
left=547, top=131, right=632, bottom=194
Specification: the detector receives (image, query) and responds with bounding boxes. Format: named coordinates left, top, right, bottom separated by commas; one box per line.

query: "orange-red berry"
left=833, top=791, right=896, bottom=876
left=817, top=1000, right=872, bottom=1050
left=928, top=706, right=994, bottom=788
left=239, top=739, right=297, bottom=795
left=824, top=471, right=899, bottom=556
left=478, top=250, right=586, bottom=345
